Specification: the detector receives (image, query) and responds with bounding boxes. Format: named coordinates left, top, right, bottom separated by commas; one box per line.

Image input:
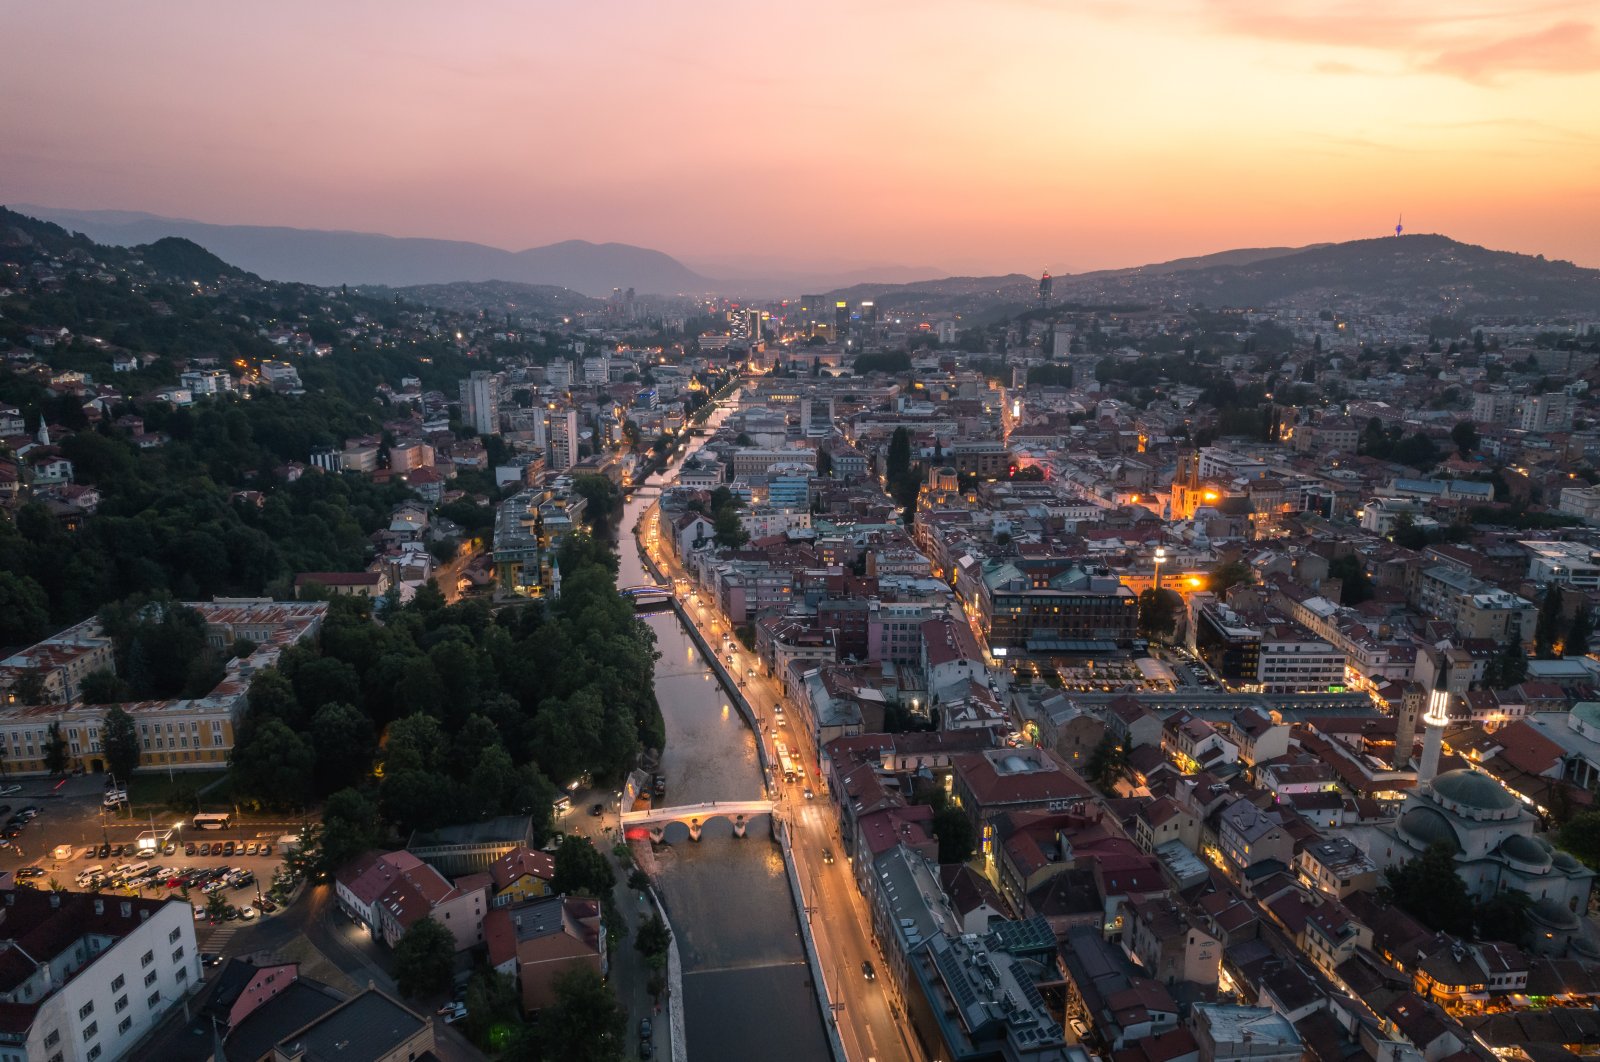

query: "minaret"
left=1416, top=687, right=1450, bottom=787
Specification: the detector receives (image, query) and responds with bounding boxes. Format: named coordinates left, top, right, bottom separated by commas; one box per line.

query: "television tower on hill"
left=1394, top=214, right=1404, bottom=237
left=1038, top=270, right=1052, bottom=309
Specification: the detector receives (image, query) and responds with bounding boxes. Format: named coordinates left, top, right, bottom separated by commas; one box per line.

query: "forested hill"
left=0, top=205, right=519, bottom=638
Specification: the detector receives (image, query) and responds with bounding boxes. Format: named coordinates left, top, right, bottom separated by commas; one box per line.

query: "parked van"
left=77, top=864, right=103, bottom=883
left=124, top=861, right=150, bottom=878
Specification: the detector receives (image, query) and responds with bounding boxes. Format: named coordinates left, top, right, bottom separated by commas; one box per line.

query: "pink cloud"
left=1424, top=20, right=1600, bottom=80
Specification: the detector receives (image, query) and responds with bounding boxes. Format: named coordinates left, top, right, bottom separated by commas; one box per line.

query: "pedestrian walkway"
left=200, top=921, right=240, bottom=953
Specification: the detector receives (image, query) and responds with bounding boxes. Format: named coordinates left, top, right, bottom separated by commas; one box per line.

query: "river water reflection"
left=617, top=459, right=830, bottom=1061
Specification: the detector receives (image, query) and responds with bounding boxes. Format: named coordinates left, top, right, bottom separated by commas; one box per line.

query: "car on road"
left=201, top=953, right=222, bottom=968
left=862, top=960, right=876, bottom=981
left=0, top=785, right=18, bottom=796
left=821, top=849, right=834, bottom=864
left=639, top=1018, right=652, bottom=1039
left=15, top=867, right=45, bottom=878
left=803, top=788, right=814, bottom=800
left=638, top=1039, right=653, bottom=1059
left=589, top=803, right=604, bottom=817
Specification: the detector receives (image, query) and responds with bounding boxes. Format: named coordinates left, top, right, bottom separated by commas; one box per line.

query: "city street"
left=641, top=502, right=918, bottom=1062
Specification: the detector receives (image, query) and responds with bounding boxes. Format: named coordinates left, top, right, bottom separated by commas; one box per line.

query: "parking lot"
left=0, top=774, right=300, bottom=924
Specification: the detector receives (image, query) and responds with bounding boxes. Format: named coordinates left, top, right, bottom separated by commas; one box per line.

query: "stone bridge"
left=621, top=799, right=776, bottom=841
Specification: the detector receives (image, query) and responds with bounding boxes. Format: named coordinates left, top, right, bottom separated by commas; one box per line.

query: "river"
left=614, top=403, right=831, bottom=1062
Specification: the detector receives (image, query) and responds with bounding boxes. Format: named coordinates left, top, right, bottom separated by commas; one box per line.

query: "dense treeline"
left=0, top=393, right=416, bottom=642
left=238, top=533, right=664, bottom=865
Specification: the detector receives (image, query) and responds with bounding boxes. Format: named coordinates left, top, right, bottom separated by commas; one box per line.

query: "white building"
left=178, top=369, right=233, bottom=396
left=1521, top=539, right=1600, bottom=587
left=0, top=890, right=199, bottom=1062
left=547, top=409, right=581, bottom=472
left=460, top=371, right=500, bottom=436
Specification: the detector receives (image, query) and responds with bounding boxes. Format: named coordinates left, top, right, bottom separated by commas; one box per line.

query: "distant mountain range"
left=14, top=206, right=953, bottom=299
left=13, top=206, right=709, bottom=298
left=16, top=205, right=1600, bottom=315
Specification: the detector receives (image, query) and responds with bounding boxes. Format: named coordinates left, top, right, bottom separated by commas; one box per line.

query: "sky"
left=4, top=0, right=1599, bottom=276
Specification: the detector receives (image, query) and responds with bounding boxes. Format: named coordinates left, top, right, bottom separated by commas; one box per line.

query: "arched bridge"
left=621, top=799, right=775, bottom=841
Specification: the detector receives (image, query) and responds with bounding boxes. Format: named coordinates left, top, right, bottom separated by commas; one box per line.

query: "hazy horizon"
left=5, top=1, right=1599, bottom=275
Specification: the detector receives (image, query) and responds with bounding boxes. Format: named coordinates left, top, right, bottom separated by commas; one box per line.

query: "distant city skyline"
left=5, top=0, right=1598, bottom=274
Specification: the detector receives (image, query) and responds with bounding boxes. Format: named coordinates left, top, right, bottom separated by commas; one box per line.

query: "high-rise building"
left=1038, top=270, right=1053, bottom=308
left=861, top=300, right=877, bottom=328
left=801, top=295, right=825, bottom=336
left=548, top=408, right=581, bottom=471
left=835, top=300, right=850, bottom=340
left=744, top=307, right=763, bottom=343
left=460, top=371, right=500, bottom=435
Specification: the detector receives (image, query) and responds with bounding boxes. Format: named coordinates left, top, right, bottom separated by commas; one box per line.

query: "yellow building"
left=0, top=599, right=327, bottom=776
left=487, top=846, right=557, bottom=907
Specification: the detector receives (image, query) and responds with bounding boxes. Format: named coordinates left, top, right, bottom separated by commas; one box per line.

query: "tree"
left=1326, top=554, right=1374, bottom=605
left=0, top=572, right=49, bottom=646
left=102, top=707, right=140, bottom=781
left=42, top=723, right=69, bottom=775
left=80, top=669, right=130, bottom=705
left=205, top=890, right=230, bottom=924
left=550, top=835, right=615, bottom=897
left=1085, top=733, right=1126, bottom=794
left=931, top=804, right=976, bottom=863
left=316, top=787, right=382, bottom=875
left=393, top=916, right=455, bottom=997
left=309, top=701, right=377, bottom=794
left=1451, top=420, right=1479, bottom=456
left=1475, top=890, right=1531, bottom=945
left=1137, top=588, right=1182, bottom=641
left=887, top=426, right=912, bottom=484
left=1536, top=585, right=1566, bottom=659
left=463, top=969, right=522, bottom=1050
left=634, top=911, right=672, bottom=970
left=530, top=967, right=626, bottom=1062
left=1209, top=559, right=1253, bottom=595
left=816, top=448, right=834, bottom=477
left=230, top=718, right=315, bottom=808
left=1558, top=810, right=1600, bottom=870
left=1567, top=605, right=1594, bottom=658
left=1385, top=840, right=1474, bottom=937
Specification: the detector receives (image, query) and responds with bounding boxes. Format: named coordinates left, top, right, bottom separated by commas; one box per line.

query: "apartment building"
left=0, top=890, right=199, bottom=1062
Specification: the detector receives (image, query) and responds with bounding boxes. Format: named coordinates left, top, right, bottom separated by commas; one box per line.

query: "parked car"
left=15, top=867, right=46, bottom=879
left=97, top=844, right=111, bottom=858
left=222, top=842, right=236, bottom=857
left=255, top=898, right=277, bottom=914
left=261, top=844, right=273, bottom=857
left=0, top=785, right=19, bottom=796
left=163, top=843, right=176, bottom=856
left=246, top=842, right=260, bottom=855
left=639, top=1018, right=652, bottom=1039
left=185, top=843, right=196, bottom=856
left=198, top=843, right=211, bottom=856
left=437, top=1001, right=467, bottom=1023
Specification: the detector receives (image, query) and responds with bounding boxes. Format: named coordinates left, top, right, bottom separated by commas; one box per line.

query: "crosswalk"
left=201, top=921, right=241, bottom=953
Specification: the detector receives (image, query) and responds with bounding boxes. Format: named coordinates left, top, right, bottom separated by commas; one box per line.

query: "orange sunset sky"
left=4, top=0, right=1598, bottom=275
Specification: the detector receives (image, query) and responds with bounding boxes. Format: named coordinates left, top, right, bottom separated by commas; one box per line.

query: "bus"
left=775, top=741, right=798, bottom=785
left=192, top=813, right=232, bottom=831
